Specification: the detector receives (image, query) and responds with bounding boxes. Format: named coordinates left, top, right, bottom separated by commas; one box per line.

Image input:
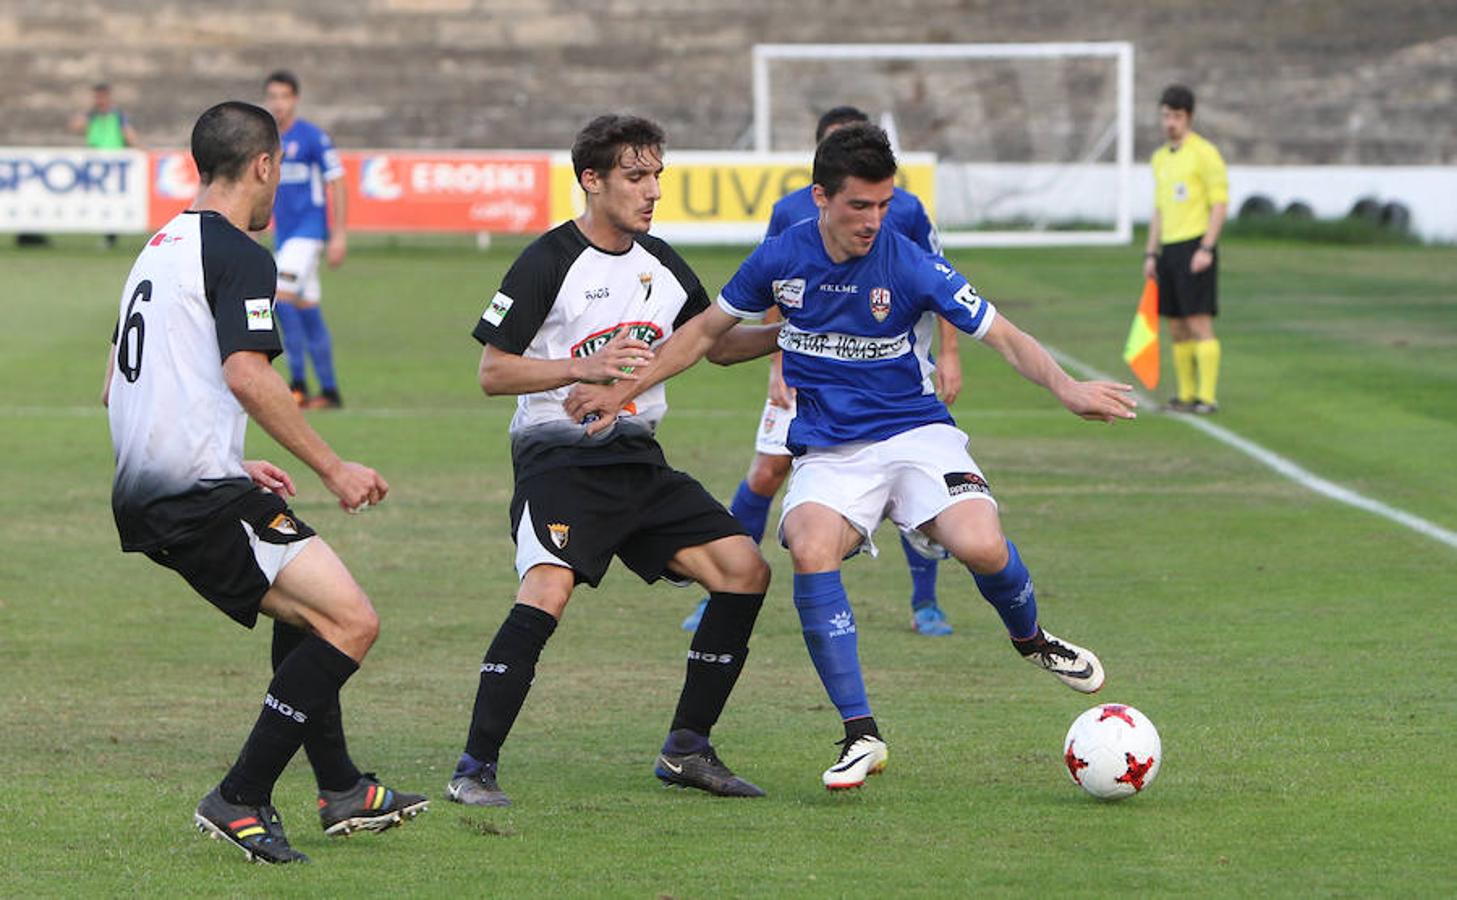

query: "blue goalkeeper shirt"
left=718, top=218, right=995, bottom=453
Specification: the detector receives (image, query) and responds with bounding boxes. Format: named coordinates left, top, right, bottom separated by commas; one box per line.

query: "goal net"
left=752, top=42, right=1134, bottom=247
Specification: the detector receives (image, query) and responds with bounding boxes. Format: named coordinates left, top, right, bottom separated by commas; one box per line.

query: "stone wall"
left=3, top=0, right=1454, bottom=164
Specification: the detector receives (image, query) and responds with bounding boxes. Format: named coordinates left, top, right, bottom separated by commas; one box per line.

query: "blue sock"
left=273, top=302, right=308, bottom=385
left=971, top=540, right=1039, bottom=640
left=729, top=480, right=774, bottom=544
left=793, top=571, right=870, bottom=721
left=453, top=751, right=494, bottom=780
left=297, top=306, right=337, bottom=391
left=901, top=533, right=940, bottom=610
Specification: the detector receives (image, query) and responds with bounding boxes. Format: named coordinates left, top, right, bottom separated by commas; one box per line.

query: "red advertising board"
left=147, top=150, right=551, bottom=233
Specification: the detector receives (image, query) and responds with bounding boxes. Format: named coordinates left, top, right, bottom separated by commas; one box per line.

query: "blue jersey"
left=719, top=219, right=996, bottom=452
left=273, top=119, right=343, bottom=243
left=766, top=185, right=940, bottom=254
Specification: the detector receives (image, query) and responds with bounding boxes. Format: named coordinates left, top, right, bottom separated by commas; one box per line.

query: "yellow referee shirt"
left=1151, top=131, right=1228, bottom=244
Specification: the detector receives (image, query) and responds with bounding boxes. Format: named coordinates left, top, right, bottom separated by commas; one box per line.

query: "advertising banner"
left=148, top=150, right=552, bottom=233
left=0, top=148, right=148, bottom=232
left=547, top=150, right=937, bottom=243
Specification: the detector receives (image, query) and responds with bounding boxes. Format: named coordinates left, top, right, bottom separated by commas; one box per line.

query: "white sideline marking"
left=1046, top=346, right=1457, bottom=551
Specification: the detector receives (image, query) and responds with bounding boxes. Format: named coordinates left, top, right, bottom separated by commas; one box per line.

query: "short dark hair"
left=191, top=101, right=280, bottom=184
left=812, top=122, right=897, bottom=197
left=571, top=114, right=665, bottom=184
left=815, top=105, right=870, bottom=143
left=265, top=69, right=300, bottom=94
left=1160, top=84, right=1195, bottom=114
left=92, top=82, right=110, bottom=93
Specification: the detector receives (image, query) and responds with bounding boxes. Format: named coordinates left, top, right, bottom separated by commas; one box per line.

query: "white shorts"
left=753, top=396, right=795, bottom=456
left=275, top=237, right=324, bottom=303
left=779, top=422, right=996, bottom=558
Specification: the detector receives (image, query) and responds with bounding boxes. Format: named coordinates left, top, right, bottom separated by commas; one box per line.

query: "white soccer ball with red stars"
left=1062, top=703, right=1162, bottom=800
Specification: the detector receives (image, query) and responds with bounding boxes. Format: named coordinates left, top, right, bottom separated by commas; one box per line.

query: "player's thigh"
left=508, top=468, right=629, bottom=590
left=881, top=423, right=1002, bottom=566
left=781, top=502, right=864, bottom=572
left=261, top=537, right=378, bottom=655
left=779, top=444, right=892, bottom=563
left=745, top=451, right=792, bottom=496
left=275, top=238, right=323, bottom=302
left=919, top=498, right=1006, bottom=573
left=666, top=534, right=769, bottom=594
left=616, top=468, right=751, bottom=586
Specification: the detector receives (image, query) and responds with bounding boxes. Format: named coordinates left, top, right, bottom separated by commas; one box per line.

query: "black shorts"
left=509, top=463, right=748, bottom=588
left=145, top=489, right=316, bottom=628
left=1156, top=237, right=1219, bottom=318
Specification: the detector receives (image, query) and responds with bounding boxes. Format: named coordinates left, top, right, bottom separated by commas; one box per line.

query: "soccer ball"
left=1062, top=704, right=1162, bottom=800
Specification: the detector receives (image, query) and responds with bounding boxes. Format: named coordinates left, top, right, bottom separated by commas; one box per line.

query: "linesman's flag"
left=1123, top=279, right=1160, bottom=389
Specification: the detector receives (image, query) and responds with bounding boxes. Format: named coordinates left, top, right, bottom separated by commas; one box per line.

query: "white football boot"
left=822, top=734, right=889, bottom=790
left=1017, top=628, right=1105, bottom=693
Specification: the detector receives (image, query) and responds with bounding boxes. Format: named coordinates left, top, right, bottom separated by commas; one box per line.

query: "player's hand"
left=244, top=459, right=297, bottom=496
left=936, top=351, right=963, bottom=405
left=568, top=330, right=654, bottom=384
left=563, top=381, right=630, bottom=434
left=1057, top=379, right=1138, bottom=423
left=326, top=233, right=348, bottom=269
left=767, top=355, right=795, bottom=408
left=1190, top=246, right=1213, bottom=274
left=1142, top=256, right=1158, bottom=282
left=322, top=461, right=388, bottom=512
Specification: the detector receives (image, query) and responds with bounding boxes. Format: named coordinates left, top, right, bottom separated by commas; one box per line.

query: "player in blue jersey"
left=681, top=106, right=963, bottom=638
left=264, top=70, right=348, bottom=409
left=566, top=123, right=1136, bottom=791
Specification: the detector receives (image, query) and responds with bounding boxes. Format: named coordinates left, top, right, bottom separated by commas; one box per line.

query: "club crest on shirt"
left=772, top=278, right=805, bottom=309
left=869, top=287, right=891, bottom=322
left=638, top=271, right=653, bottom=302
left=547, top=522, right=570, bottom=549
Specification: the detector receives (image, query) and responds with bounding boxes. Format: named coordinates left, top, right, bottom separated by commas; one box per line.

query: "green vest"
left=86, top=111, right=127, bottom=149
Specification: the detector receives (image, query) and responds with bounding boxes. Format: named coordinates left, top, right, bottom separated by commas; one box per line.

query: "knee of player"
left=739, top=553, right=771, bottom=592
left=955, top=531, right=1010, bottom=574
left=745, top=458, right=790, bottom=495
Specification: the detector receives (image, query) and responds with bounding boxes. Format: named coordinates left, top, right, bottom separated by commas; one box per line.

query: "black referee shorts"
left=145, top=489, right=316, bottom=628
left=1156, top=236, right=1219, bottom=318
left=509, top=463, right=748, bottom=588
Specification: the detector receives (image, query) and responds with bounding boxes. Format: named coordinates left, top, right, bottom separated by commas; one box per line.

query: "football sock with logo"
left=219, top=634, right=359, bottom=807
left=1195, top=338, right=1221, bottom=403
left=271, top=622, right=361, bottom=792
left=273, top=301, right=309, bottom=386
left=793, top=571, right=871, bottom=720
left=667, top=591, right=764, bottom=741
left=460, top=603, right=558, bottom=770
left=970, top=539, right=1039, bottom=641
left=1172, top=340, right=1198, bottom=403
left=296, top=306, right=337, bottom=392
left=728, top=481, right=775, bottom=545
left=900, top=533, right=940, bottom=610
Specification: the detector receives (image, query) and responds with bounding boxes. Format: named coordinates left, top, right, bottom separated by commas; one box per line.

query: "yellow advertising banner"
left=548, top=151, right=936, bottom=243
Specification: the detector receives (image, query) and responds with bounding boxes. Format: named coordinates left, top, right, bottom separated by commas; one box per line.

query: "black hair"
left=265, top=69, right=300, bottom=95
left=191, top=101, right=280, bottom=184
left=92, top=82, right=110, bottom=93
left=815, top=105, right=870, bottom=143
left=1160, top=84, right=1195, bottom=114
left=812, top=122, right=897, bottom=197
left=571, top=114, right=665, bottom=184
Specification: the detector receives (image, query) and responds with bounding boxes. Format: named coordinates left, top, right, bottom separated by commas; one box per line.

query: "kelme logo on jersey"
left=772, top=278, right=805, bottom=309
left=570, top=322, right=664, bottom=357
left=547, top=522, right=570, bottom=549
left=482, top=292, right=514, bottom=326
left=244, top=298, right=274, bottom=331
left=870, top=287, right=891, bottom=322
left=944, top=472, right=991, bottom=496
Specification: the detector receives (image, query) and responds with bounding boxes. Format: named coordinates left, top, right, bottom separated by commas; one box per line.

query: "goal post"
left=751, top=42, right=1135, bottom=247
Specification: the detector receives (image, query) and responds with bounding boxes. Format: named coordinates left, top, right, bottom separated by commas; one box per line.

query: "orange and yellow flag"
left=1122, top=279, right=1160, bottom=389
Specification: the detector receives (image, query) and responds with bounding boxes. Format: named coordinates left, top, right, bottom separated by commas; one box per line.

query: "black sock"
left=462, top=603, right=558, bottom=766
left=668, top=591, right=764, bottom=738
left=219, top=634, right=359, bottom=806
left=272, top=622, right=362, bottom=792
left=844, top=715, right=880, bottom=743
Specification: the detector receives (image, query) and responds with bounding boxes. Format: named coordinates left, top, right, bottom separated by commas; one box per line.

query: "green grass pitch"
left=2, top=232, right=1454, bottom=895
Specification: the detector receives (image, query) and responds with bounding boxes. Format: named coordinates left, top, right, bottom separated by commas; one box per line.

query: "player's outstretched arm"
left=478, top=330, right=654, bottom=396
left=223, top=350, right=388, bottom=511
left=705, top=321, right=783, bottom=365
left=981, top=315, right=1137, bottom=423
left=564, top=305, right=743, bottom=434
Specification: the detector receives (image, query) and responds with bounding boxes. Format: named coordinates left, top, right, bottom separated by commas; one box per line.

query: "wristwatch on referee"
left=1197, top=243, right=1215, bottom=253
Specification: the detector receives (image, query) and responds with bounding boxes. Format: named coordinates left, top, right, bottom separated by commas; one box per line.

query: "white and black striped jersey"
left=107, top=210, right=282, bottom=551
left=472, top=220, right=710, bottom=479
